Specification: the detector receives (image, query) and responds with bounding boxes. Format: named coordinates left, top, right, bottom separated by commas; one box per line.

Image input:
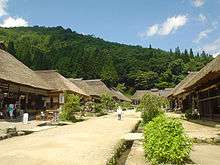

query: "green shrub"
left=100, top=93, right=116, bottom=111
left=120, top=101, right=133, bottom=110
left=138, top=93, right=164, bottom=124
left=185, top=108, right=199, bottom=120
left=59, top=93, right=81, bottom=122
left=93, top=103, right=104, bottom=113
left=144, top=115, right=192, bottom=165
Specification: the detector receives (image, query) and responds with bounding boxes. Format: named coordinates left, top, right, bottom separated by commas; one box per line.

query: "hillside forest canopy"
left=0, top=26, right=213, bottom=94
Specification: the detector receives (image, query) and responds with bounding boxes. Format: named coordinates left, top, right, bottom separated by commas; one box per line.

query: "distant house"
left=183, top=55, right=220, bottom=120
left=68, top=78, right=96, bottom=100
left=131, top=88, right=172, bottom=104
left=109, top=88, right=131, bottom=102
left=35, top=70, right=88, bottom=109
left=0, top=49, right=51, bottom=115
left=69, top=78, right=114, bottom=100
left=168, top=72, right=198, bottom=112
left=69, top=78, right=130, bottom=102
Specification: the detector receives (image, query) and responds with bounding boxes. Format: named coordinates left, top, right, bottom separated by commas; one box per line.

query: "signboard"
left=59, top=93, right=65, bottom=104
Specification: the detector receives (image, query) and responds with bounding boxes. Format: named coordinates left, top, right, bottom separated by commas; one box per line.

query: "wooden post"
left=25, top=93, right=29, bottom=112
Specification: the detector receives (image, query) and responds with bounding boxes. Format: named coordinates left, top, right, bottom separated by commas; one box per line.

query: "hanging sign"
left=59, top=93, right=65, bottom=104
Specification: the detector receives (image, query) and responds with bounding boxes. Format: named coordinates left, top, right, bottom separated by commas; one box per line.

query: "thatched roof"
left=84, top=79, right=114, bottom=97
left=160, top=88, right=174, bottom=98
left=69, top=78, right=130, bottom=101
left=131, top=89, right=160, bottom=100
left=170, top=72, right=198, bottom=97
left=185, top=55, right=220, bottom=89
left=110, top=88, right=131, bottom=102
left=68, top=78, right=95, bottom=96
left=0, top=49, right=50, bottom=90
left=35, top=70, right=88, bottom=96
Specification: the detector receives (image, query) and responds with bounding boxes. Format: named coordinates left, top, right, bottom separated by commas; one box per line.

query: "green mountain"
left=0, top=26, right=213, bottom=93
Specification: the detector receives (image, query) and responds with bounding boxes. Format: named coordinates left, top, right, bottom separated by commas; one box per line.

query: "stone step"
left=122, top=133, right=143, bottom=141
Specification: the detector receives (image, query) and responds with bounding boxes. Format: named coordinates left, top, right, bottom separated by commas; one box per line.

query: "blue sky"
left=0, top=0, right=220, bottom=55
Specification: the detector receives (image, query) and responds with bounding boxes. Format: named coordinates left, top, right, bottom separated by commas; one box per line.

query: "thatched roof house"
left=69, top=78, right=130, bottom=101
left=0, top=49, right=50, bottom=91
left=84, top=79, right=114, bottom=97
left=185, top=55, right=220, bottom=90
left=169, top=72, right=198, bottom=97
left=159, top=88, right=174, bottom=98
left=35, top=70, right=87, bottom=96
left=68, top=78, right=95, bottom=96
left=110, top=88, right=131, bottom=102
left=132, top=89, right=160, bottom=100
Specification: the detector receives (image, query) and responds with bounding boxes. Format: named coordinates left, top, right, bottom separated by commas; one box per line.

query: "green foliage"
left=144, top=115, right=192, bottom=165
left=59, top=93, right=81, bottom=122
left=116, top=83, right=126, bottom=93
left=185, top=108, right=199, bottom=120
left=138, top=93, right=164, bottom=124
left=128, top=70, right=159, bottom=89
left=155, top=81, right=173, bottom=89
left=100, top=93, right=116, bottom=111
left=7, top=41, right=16, bottom=55
left=0, top=26, right=213, bottom=90
left=119, top=101, right=133, bottom=110
left=93, top=102, right=104, bottom=113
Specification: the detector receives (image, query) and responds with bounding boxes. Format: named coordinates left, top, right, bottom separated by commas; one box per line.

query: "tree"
left=100, top=61, right=119, bottom=87
left=60, top=93, right=82, bottom=122
left=128, top=71, right=159, bottom=89
left=116, top=83, right=126, bottom=92
left=189, top=48, right=194, bottom=58
left=169, top=59, right=184, bottom=75
left=175, top=46, right=181, bottom=56
left=7, top=41, right=16, bottom=56
left=100, top=93, right=116, bottom=111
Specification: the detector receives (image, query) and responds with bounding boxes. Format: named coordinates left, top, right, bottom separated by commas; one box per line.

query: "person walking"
left=117, top=106, right=122, bottom=120
left=8, top=103, right=14, bottom=120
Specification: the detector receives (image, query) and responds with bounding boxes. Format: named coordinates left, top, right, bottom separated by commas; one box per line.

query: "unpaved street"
left=0, top=111, right=140, bottom=165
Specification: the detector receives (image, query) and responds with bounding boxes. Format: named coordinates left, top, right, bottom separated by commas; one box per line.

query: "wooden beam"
left=199, top=95, right=220, bottom=102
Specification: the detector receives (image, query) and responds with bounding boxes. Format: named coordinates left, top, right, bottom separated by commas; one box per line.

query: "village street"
left=0, top=111, right=140, bottom=165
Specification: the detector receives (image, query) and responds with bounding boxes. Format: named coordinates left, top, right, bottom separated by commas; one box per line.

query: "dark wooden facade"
left=0, top=79, right=49, bottom=118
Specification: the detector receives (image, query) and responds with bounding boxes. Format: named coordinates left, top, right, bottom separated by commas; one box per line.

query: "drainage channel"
left=107, top=121, right=142, bottom=165
left=117, top=123, right=143, bottom=165
left=117, top=140, right=134, bottom=165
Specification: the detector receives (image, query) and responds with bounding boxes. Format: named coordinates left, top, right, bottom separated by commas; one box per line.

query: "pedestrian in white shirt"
left=117, top=106, right=122, bottom=120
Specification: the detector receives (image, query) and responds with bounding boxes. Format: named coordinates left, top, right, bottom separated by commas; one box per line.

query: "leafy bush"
left=185, top=108, right=199, bottom=120
left=100, top=93, right=116, bottom=111
left=138, top=93, right=164, bottom=124
left=93, top=103, right=104, bottom=113
left=144, top=115, right=192, bottom=165
left=120, top=101, right=133, bottom=110
left=59, top=93, right=81, bottom=122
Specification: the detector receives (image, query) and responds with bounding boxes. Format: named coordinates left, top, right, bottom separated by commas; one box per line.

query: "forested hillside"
left=0, top=26, right=213, bottom=93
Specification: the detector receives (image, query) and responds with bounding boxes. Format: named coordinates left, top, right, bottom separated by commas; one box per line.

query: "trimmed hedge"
left=144, top=115, right=192, bottom=165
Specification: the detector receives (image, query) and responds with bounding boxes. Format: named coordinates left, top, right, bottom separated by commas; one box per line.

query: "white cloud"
left=0, top=17, right=28, bottom=27
left=159, top=15, right=188, bottom=35
left=139, top=15, right=188, bottom=37
left=0, top=0, right=29, bottom=27
left=202, top=37, right=220, bottom=57
left=193, top=28, right=214, bottom=43
left=198, top=14, right=207, bottom=23
left=192, top=0, right=205, bottom=7
left=139, top=24, right=159, bottom=37
left=0, top=0, right=8, bottom=17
